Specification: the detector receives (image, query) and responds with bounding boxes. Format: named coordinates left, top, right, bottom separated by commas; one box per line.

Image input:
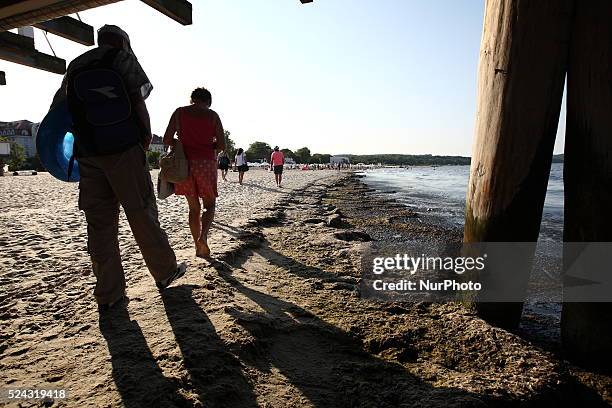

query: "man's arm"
left=50, top=85, right=66, bottom=109
left=131, top=93, right=152, bottom=149
left=50, top=74, right=68, bottom=110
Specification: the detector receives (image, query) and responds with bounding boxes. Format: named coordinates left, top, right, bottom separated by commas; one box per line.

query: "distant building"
left=149, top=134, right=165, bottom=154
left=285, top=157, right=296, bottom=165
left=330, top=155, right=350, bottom=165
left=0, top=120, right=37, bottom=158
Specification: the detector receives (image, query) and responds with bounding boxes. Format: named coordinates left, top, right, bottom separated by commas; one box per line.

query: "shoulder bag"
left=160, top=108, right=189, bottom=183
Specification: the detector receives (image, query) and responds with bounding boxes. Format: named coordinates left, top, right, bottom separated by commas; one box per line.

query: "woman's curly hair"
left=191, top=87, right=212, bottom=105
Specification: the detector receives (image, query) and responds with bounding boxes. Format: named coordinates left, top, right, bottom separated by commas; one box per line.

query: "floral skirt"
left=174, top=159, right=218, bottom=199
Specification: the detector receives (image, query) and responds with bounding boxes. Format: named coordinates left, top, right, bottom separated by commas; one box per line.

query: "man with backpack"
left=51, top=25, right=186, bottom=312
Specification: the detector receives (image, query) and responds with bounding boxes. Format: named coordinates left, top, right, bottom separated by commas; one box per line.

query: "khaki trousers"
left=78, top=144, right=176, bottom=305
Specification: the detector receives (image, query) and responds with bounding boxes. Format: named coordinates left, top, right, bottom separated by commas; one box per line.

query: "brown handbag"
left=160, top=108, right=189, bottom=183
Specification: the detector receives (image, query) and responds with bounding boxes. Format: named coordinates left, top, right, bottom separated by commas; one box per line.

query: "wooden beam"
left=0, top=0, right=122, bottom=31
left=140, top=0, right=192, bottom=25
left=0, top=31, right=65, bottom=74
left=1, top=0, right=196, bottom=30
left=0, top=48, right=65, bottom=74
left=0, top=0, right=59, bottom=20
left=34, top=16, right=95, bottom=46
left=0, top=30, right=35, bottom=50
left=463, top=0, right=573, bottom=328
left=561, top=0, right=612, bottom=372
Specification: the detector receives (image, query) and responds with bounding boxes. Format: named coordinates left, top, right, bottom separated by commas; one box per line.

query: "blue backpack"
left=66, top=48, right=145, bottom=158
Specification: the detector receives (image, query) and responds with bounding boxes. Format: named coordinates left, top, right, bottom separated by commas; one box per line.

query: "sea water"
left=360, top=163, right=565, bottom=309
left=359, top=163, right=564, bottom=242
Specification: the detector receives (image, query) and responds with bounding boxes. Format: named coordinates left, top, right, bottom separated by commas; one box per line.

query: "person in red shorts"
left=163, top=87, right=225, bottom=258
left=270, top=146, right=285, bottom=187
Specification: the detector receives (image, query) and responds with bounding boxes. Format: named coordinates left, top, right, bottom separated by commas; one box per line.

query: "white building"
left=149, top=134, right=166, bottom=154
left=0, top=120, right=37, bottom=158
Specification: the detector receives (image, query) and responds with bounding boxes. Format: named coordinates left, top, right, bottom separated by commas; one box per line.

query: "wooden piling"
left=562, top=0, right=612, bottom=371
left=464, top=0, right=573, bottom=328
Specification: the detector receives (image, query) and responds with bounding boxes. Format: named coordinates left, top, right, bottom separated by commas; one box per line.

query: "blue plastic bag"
left=37, top=100, right=80, bottom=182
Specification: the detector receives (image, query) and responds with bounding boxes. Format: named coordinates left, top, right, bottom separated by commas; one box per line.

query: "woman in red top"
left=163, top=87, right=225, bottom=258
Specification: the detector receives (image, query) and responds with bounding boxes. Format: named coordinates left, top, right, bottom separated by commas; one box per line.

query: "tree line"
left=226, top=132, right=473, bottom=166
left=0, top=136, right=28, bottom=174
left=346, top=154, right=471, bottom=166
left=224, top=132, right=322, bottom=164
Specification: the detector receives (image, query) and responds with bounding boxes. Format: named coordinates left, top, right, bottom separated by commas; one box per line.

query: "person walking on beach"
left=270, top=146, right=285, bottom=187
left=217, top=150, right=230, bottom=181
left=235, top=148, right=248, bottom=185
left=50, top=25, right=186, bottom=311
left=163, top=87, right=225, bottom=258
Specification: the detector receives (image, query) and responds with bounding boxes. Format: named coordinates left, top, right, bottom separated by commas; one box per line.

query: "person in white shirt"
left=235, top=148, right=248, bottom=185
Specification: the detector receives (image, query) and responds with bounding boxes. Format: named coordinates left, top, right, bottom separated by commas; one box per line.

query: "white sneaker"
left=156, top=262, right=187, bottom=291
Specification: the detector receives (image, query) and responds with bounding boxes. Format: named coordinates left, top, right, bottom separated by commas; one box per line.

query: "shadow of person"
left=99, top=307, right=185, bottom=407
left=241, top=182, right=285, bottom=193
left=225, top=239, right=341, bottom=282
left=214, top=269, right=483, bottom=407
left=161, top=285, right=258, bottom=407
left=220, top=243, right=612, bottom=408
left=212, top=221, right=248, bottom=239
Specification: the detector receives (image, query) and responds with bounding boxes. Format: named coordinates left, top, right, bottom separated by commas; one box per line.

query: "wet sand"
left=0, top=170, right=610, bottom=407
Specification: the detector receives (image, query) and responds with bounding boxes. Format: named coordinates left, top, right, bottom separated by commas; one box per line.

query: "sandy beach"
left=0, top=168, right=340, bottom=407
left=1, top=169, right=610, bottom=407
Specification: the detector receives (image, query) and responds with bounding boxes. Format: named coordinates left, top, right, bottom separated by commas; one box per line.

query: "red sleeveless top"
left=178, top=108, right=218, bottom=161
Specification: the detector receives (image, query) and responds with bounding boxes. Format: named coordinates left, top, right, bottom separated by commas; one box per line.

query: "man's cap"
left=98, top=25, right=130, bottom=44
left=96, top=24, right=152, bottom=99
left=97, top=25, right=134, bottom=55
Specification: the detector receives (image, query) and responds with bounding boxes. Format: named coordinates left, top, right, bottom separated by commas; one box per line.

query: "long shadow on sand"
left=212, top=263, right=484, bottom=407
left=161, top=285, right=258, bottom=407
left=229, top=238, right=342, bottom=282
left=241, top=182, right=288, bottom=193
left=212, top=221, right=249, bottom=239
left=218, top=241, right=611, bottom=407
left=99, top=308, right=185, bottom=407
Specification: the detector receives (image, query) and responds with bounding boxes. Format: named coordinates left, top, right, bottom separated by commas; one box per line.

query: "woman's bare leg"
left=197, top=197, right=216, bottom=258
left=239, top=171, right=244, bottom=184
left=185, top=196, right=201, bottom=253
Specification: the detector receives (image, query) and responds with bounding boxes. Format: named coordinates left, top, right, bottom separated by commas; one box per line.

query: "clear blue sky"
left=1, top=0, right=565, bottom=156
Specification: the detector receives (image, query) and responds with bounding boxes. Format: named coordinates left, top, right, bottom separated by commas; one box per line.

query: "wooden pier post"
left=464, top=0, right=573, bottom=328
left=562, top=0, right=612, bottom=371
